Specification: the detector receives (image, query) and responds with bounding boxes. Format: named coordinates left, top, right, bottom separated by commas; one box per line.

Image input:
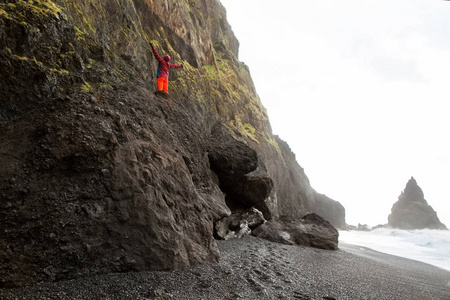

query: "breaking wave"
left=339, top=228, right=450, bottom=271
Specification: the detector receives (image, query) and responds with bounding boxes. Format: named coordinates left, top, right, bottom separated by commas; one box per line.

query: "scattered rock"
left=215, top=208, right=266, bottom=240
left=148, top=287, right=174, bottom=300
left=357, top=223, right=370, bottom=231
left=252, top=213, right=339, bottom=250
left=371, top=224, right=387, bottom=230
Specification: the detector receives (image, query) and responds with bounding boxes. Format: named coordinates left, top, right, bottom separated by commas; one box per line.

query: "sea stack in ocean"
left=388, top=177, right=447, bottom=230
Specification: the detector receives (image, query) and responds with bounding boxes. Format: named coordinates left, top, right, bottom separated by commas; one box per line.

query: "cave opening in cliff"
left=210, top=168, right=248, bottom=211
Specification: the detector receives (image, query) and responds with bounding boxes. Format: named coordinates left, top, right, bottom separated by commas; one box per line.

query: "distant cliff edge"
left=0, top=0, right=345, bottom=287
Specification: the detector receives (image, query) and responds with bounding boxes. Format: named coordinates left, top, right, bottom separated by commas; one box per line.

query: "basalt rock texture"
left=388, top=177, right=447, bottom=230
left=1, top=0, right=345, bottom=287
left=0, top=86, right=233, bottom=287
left=207, top=124, right=273, bottom=213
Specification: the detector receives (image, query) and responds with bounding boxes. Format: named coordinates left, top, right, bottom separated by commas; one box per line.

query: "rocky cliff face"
left=0, top=0, right=345, bottom=287
left=268, top=137, right=346, bottom=229
left=388, top=177, right=447, bottom=230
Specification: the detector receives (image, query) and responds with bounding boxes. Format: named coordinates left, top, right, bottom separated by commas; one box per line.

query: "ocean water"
left=339, top=228, right=450, bottom=272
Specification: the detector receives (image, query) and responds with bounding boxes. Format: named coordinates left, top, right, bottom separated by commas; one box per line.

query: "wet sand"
left=1, top=236, right=449, bottom=299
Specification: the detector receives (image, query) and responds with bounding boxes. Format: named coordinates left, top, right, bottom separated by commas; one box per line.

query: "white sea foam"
left=339, top=228, right=450, bottom=271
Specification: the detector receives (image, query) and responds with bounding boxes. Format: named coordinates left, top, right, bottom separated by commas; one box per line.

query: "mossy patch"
left=168, top=41, right=272, bottom=146
left=0, top=7, right=10, bottom=19
left=3, top=0, right=273, bottom=150
left=228, top=116, right=259, bottom=144
left=12, top=53, right=29, bottom=61
left=80, top=82, right=92, bottom=92
left=265, top=135, right=281, bottom=152
left=0, top=0, right=63, bottom=24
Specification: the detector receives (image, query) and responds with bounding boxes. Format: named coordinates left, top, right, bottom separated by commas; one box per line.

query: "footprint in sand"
left=253, top=269, right=263, bottom=276
left=275, top=271, right=284, bottom=277
left=245, top=275, right=264, bottom=292
left=252, top=269, right=273, bottom=283
left=293, top=291, right=312, bottom=299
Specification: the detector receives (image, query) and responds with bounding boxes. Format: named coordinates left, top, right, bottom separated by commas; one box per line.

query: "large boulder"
left=207, top=125, right=274, bottom=213
left=252, top=213, right=339, bottom=250
left=388, top=177, right=447, bottom=230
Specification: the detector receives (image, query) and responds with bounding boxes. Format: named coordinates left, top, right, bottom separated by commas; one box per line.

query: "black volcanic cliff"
left=388, top=177, right=447, bottom=230
left=0, top=0, right=345, bottom=287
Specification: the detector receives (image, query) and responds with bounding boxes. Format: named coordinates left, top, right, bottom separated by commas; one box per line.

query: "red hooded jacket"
left=151, top=46, right=182, bottom=80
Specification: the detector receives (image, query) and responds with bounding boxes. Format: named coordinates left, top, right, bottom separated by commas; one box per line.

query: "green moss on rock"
left=0, top=0, right=62, bottom=24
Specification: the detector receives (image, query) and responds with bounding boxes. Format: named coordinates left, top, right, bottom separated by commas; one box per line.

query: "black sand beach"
left=2, top=236, right=449, bottom=300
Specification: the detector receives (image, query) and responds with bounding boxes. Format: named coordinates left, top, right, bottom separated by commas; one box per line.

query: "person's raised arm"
left=149, top=43, right=163, bottom=62
left=169, top=63, right=183, bottom=69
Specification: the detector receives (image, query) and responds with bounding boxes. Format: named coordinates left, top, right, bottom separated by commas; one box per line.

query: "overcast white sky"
left=221, top=0, right=450, bottom=227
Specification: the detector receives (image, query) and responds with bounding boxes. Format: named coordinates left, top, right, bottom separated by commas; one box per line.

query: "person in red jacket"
left=149, top=43, right=183, bottom=93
